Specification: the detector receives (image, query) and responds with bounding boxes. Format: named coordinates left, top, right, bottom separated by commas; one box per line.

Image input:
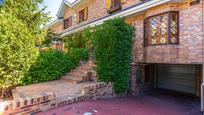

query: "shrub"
left=66, top=49, right=89, bottom=71
left=92, top=18, right=134, bottom=94
left=21, top=49, right=88, bottom=85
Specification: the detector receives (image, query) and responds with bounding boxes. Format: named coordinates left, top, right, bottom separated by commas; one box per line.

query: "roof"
left=44, top=18, right=63, bottom=29
left=46, top=0, right=85, bottom=28
left=57, top=0, right=82, bottom=18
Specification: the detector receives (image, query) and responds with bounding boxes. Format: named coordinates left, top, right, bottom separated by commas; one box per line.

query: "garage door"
left=157, top=64, right=196, bottom=94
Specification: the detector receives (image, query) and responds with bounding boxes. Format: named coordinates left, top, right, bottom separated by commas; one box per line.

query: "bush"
left=92, top=18, right=134, bottom=94
left=66, top=49, right=89, bottom=71
left=21, top=49, right=88, bottom=85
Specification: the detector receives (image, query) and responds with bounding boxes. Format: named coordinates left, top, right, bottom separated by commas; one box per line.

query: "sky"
left=42, top=0, right=76, bottom=21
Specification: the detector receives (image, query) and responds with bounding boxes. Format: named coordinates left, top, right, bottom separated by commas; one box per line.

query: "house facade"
left=47, top=0, right=204, bottom=110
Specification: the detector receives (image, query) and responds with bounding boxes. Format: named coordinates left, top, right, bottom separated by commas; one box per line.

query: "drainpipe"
left=202, top=0, right=204, bottom=112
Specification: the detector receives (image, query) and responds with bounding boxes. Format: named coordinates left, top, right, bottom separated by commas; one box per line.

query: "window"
left=107, top=0, right=121, bottom=14
left=64, top=17, right=72, bottom=29
left=78, top=7, right=88, bottom=23
left=144, top=11, right=179, bottom=46
left=190, top=0, right=200, bottom=6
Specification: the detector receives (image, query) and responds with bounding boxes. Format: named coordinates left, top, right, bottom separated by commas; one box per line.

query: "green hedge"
left=20, top=49, right=88, bottom=85
left=93, top=18, right=134, bottom=94
left=66, top=49, right=89, bottom=71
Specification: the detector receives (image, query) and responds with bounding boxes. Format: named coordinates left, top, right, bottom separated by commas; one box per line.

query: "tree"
left=0, top=0, right=49, bottom=98
left=2, top=0, right=50, bottom=44
left=42, top=29, right=60, bottom=47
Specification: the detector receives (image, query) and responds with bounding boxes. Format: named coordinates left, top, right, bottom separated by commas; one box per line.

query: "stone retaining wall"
left=0, top=92, right=55, bottom=114
left=0, top=82, right=114, bottom=114
left=81, top=82, right=115, bottom=99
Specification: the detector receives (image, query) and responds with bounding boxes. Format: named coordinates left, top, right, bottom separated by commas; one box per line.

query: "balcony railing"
left=107, top=0, right=122, bottom=14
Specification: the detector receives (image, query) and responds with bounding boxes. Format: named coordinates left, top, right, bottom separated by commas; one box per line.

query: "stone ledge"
left=0, top=92, right=55, bottom=115
left=0, top=82, right=115, bottom=114
left=81, top=82, right=115, bottom=99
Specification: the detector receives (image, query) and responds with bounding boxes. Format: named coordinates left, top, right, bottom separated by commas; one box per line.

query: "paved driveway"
left=37, top=90, right=202, bottom=115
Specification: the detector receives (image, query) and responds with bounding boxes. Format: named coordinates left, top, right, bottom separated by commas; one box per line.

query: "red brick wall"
left=131, top=1, right=203, bottom=64
left=60, top=0, right=143, bottom=33
left=0, top=82, right=114, bottom=114
left=122, top=0, right=142, bottom=9
left=89, top=0, right=142, bottom=22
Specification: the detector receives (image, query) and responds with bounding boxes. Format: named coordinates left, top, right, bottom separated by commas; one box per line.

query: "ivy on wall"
left=92, top=18, right=134, bottom=94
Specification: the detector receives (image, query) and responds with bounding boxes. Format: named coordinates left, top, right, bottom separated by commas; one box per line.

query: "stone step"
left=61, top=76, right=80, bottom=84
left=61, top=60, right=94, bottom=84
left=66, top=71, right=88, bottom=77
left=64, top=74, right=85, bottom=80
left=61, top=75, right=91, bottom=84
left=75, top=67, right=91, bottom=71
left=68, top=71, right=88, bottom=76
left=61, top=75, right=81, bottom=80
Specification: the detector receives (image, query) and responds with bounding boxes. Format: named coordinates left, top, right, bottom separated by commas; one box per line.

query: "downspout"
left=202, top=0, right=204, bottom=112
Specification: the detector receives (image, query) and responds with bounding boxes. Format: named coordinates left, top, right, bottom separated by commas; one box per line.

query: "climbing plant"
left=92, top=18, right=134, bottom=94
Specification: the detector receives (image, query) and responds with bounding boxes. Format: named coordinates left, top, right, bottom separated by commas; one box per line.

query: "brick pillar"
left=130, top=62, right=137, bottom=95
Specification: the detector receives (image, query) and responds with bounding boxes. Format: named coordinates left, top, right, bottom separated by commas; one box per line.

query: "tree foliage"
left=63, top=28, right=93, bottom=50
left=63, top=33, right=86, bottom=49
left=0, top=0, right=49, bottom=97
left=2, top=0, right=50, bottom=44
left=92, top=18, right=134, bottom=94
left=42, top=29, right=60, bottom=47
left=0, top=12, right=39, bottom=89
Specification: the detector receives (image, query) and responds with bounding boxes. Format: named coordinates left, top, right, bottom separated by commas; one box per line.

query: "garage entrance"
left=143, top=64, right=202, bottom=97
left=157, top=64, right=196, bottom=95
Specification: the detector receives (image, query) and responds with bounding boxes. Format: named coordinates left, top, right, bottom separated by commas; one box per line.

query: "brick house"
left=47, top=0, right=204, bottom=110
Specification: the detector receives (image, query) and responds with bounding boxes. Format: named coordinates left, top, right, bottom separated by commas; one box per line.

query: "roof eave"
left=44, top=18, right=63, bottom=29
left=56, top=0, right=82, bottom=18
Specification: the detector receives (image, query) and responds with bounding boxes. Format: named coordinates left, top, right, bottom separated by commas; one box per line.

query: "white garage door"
left=157, top=64, right=196, bottom=94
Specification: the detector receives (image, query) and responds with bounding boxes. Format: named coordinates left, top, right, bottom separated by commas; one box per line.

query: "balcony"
left=107, top=0, right=122, bottom=14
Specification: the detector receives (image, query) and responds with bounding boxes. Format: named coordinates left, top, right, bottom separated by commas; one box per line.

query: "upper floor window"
left=64, top=17, right=72, bottom=29
left=190, top=0, right=200, bottom=6
left=78, top=7, right=88, bottom=23
left=144, top=11, right=179, bottom=46
left=107, top=0, right=121, bottom=14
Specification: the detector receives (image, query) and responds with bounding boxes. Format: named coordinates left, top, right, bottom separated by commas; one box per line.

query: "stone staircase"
left=61, top=60, right=95, bottom=83
left=0, top=60, right=115, bottom=115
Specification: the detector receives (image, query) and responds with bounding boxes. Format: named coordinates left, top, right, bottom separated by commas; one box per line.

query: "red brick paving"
left=36, top=90, right=202, bottom=115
